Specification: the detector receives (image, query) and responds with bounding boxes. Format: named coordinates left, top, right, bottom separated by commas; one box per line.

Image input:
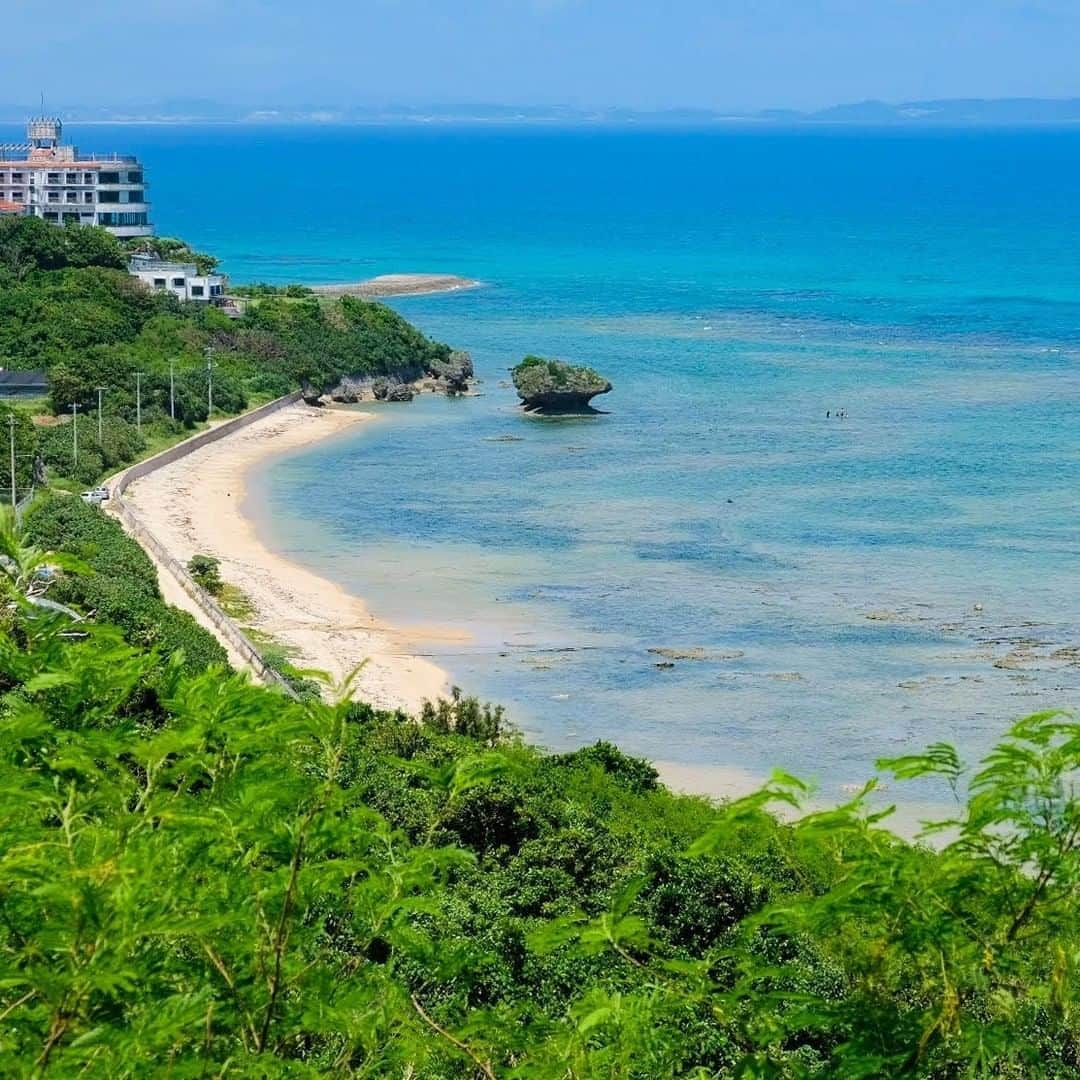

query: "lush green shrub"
left=187, top=553, right=223, bottom=594
left=419, top=686, right=508, bottom=747
left=23, top=494, right=228, bottom=673
left=0, top=579, right=1076, bottom=1076
left=0, top=215, right=125, bottom=276
left=38, top=427, right=105, bottom=484
left=231, top=282, right=314, bottom=297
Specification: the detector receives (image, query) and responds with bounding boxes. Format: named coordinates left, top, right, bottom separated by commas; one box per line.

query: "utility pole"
left=8, top=416, right=16, bottom=508
left=70, top=402, right=79, bottom=467
left=169, top=359, right=176, bottom=421
left=135, top=372, right=145, bottom=434
left=96, top=386, right=107, bottom=444
left=204, top=347, right=214, bottom=419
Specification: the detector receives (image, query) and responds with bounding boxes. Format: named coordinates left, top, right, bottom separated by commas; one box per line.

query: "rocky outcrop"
left=328, top=383, right=360, bottom=404
left=372, top=378, right=415, bottom=402
left=427, top=350, right=474, bottom=395
left=510, top=356, right=612, bottom=414
left=323, top=350, right=474, bottom=404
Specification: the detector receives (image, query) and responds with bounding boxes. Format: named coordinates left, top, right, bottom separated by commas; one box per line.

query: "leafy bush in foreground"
left=0, top=561, right=1077, bottom=1077
left=22, top=494, right=227, bottom=674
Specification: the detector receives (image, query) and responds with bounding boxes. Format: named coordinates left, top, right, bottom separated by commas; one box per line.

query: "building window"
left=47, top=172, right=60, bottom=183
left=47, top=192, right=59, bottom=203
left=153, top=278, right=166, bottom=288
left=66, top=173, right=77, bottom=184
left=65, top=192, right=78, bottom=202
left=126, top=190, right=145, bottom=204
left=172, top=277, right=185, bottom=288
left=98, top=211, right=147, bottom=227
left=84, top=192, right=93, bottom=203
left=43, top=212, right=58, bottom=222
left=11, top=173, right=23, bottom=183
left=191, top=285, right=205, bottom=297
left=210, top=284, right=223, bottom=296
left=99, top=190, right=120, bottom=203
left=98, top=171, right=120, bottom=184
left=127, top=171, right=143, bottom=184
left=11, top=191, right=23, bottom=202
left=83, top=173, right=93, bottom=184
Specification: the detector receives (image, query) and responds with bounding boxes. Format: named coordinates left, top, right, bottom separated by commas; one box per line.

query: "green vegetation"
left=123, top=234, right=220, bottom=276
left=22, top=494, right=227, bottom=675
left=231, top=282, right=316, bottom=298
left=182, top=552, right=320, bottom=700
left=513, top=354, right=604, bottom=388
left=187, top=552, right=224, bottom=595
left=0, top=496, right=1077, bottom=1074
left=0, top=218, right=457, bottom=491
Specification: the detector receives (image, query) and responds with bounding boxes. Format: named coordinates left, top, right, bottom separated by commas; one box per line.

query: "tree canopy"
left=0, top=503, right=1076, bottom=1075
left=0, top=220, right=458, bottom=489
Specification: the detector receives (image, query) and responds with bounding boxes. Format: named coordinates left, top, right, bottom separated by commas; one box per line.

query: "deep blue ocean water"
left=11, top=122, right=1078, bottom=796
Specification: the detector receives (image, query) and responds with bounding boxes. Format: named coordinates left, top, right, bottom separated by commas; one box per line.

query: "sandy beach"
left=122, top=404, right=458, bottom=712
left=310, top=273, right=481, bottom=298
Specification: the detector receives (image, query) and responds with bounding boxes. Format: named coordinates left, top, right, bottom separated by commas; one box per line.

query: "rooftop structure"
left=0, top=118, right=152, bottom=238
left=0, top=370, right=48, bottom=398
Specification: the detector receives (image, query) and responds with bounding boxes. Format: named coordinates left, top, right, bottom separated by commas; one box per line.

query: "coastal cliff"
left=303, top=349, right=475, bottom=405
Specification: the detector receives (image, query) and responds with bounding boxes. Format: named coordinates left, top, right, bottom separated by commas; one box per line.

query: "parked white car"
left=80, top=487, right=109, bottom=505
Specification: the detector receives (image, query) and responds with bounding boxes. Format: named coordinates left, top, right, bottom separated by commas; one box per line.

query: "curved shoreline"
left=120, top=401, right=781, bottom=802
left=117, top=401, right=942, bottom=831
left=123, top=403, right=459, bottom=712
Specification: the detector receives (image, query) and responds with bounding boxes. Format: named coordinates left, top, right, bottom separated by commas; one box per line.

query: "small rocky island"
left=510, top=355, right=612, bottom=413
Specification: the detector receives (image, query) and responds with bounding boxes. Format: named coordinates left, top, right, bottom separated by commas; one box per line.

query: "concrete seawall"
left=110, top=392, right=305, bottom=695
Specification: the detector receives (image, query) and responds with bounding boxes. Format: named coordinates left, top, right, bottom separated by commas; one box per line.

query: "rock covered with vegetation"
left=511, top=354, right=612, bottom=412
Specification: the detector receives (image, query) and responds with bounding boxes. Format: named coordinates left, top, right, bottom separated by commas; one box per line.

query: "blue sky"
left=7, top=0, right=1080, bottom=110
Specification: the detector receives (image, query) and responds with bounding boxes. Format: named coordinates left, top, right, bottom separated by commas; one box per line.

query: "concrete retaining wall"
left=113, top=390, right=304, bottom=496
left=110, top=392, right=305, bottom=696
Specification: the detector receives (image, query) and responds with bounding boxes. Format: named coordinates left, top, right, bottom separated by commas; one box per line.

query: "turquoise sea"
left=16, top=123, right=1080, bottom=796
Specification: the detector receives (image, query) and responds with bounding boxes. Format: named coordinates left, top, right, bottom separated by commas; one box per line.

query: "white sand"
left=122, top=404, right=459, bottom=712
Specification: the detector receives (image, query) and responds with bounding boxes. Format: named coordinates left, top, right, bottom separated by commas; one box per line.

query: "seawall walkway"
left=107, top=392, right=305, bottom=695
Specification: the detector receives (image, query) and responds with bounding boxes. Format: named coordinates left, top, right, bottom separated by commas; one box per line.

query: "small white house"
left=128, top=255, right=226, bottom=304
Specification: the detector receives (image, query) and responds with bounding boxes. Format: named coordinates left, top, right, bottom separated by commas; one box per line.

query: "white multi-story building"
left=128, top=255, right=226, bottom=304
left=0, top=118, right=152, bottom=237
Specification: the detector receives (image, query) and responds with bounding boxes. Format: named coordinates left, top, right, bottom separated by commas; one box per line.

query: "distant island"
left=3, top=96, right=1080, bottom=127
